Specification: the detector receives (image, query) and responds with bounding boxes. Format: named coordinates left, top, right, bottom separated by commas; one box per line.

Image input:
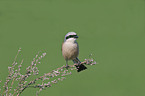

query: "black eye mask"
left=66, top=35, right=78, bottom=39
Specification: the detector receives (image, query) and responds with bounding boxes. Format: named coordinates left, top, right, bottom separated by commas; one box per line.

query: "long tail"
left=73, top=57, right=87, bottom=72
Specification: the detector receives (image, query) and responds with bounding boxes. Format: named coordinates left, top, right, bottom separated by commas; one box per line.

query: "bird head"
left=64, top=32, right=78, bottom=42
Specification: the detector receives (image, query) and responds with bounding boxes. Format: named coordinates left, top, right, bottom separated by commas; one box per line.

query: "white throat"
left=65, top=38, right=77, bottom=43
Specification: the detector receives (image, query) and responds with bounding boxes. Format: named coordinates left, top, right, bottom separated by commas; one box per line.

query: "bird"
left=62, top=32, right=87, bottom=72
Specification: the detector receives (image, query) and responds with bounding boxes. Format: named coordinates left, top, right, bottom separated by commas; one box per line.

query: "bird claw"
left=65, top=65, right=69, bottom=69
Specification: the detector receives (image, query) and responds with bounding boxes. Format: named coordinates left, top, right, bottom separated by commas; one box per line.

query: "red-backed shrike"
left=62, top=32, right=87, bottom=72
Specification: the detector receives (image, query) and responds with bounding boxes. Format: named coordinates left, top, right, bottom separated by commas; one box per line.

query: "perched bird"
left=62, top=32, right=87, bottom=72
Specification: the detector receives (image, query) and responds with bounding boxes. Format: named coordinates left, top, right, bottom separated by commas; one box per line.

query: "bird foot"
left=65, top=65, right=69, bottom=69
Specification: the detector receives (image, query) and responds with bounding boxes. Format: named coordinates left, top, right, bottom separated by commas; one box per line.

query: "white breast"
left=62, top=41, right=79, bottom=60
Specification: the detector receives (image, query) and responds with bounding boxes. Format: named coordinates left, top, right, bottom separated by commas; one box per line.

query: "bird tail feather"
left=73, top=57, right=87, bottom=72
left=75, top=64, right=87, bottom=72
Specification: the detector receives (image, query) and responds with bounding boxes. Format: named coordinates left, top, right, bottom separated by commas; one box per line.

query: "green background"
left=0, top=0, right=145, bottom=96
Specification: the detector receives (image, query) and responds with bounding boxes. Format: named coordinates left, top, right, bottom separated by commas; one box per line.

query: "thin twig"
left=2, top=48, right=97, bottom=96
left=2, top=48, right=21, bottom=96
left=17, top=59, right=96, bottom=96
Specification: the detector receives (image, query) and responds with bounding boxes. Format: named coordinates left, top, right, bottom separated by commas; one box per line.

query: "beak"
left=74, top=35, right=78, bottom=38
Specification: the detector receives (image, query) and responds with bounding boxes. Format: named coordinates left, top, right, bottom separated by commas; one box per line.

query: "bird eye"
left=66, top=35, right=77, bottom=39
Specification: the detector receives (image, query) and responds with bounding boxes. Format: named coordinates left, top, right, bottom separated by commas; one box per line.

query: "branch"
left=17, top=58, right=96, bottom=96
left=1, top=49, right=97, bottom=96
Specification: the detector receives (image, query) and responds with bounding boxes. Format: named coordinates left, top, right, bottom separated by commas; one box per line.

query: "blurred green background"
left=0, top=0, right=145, bottom=96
